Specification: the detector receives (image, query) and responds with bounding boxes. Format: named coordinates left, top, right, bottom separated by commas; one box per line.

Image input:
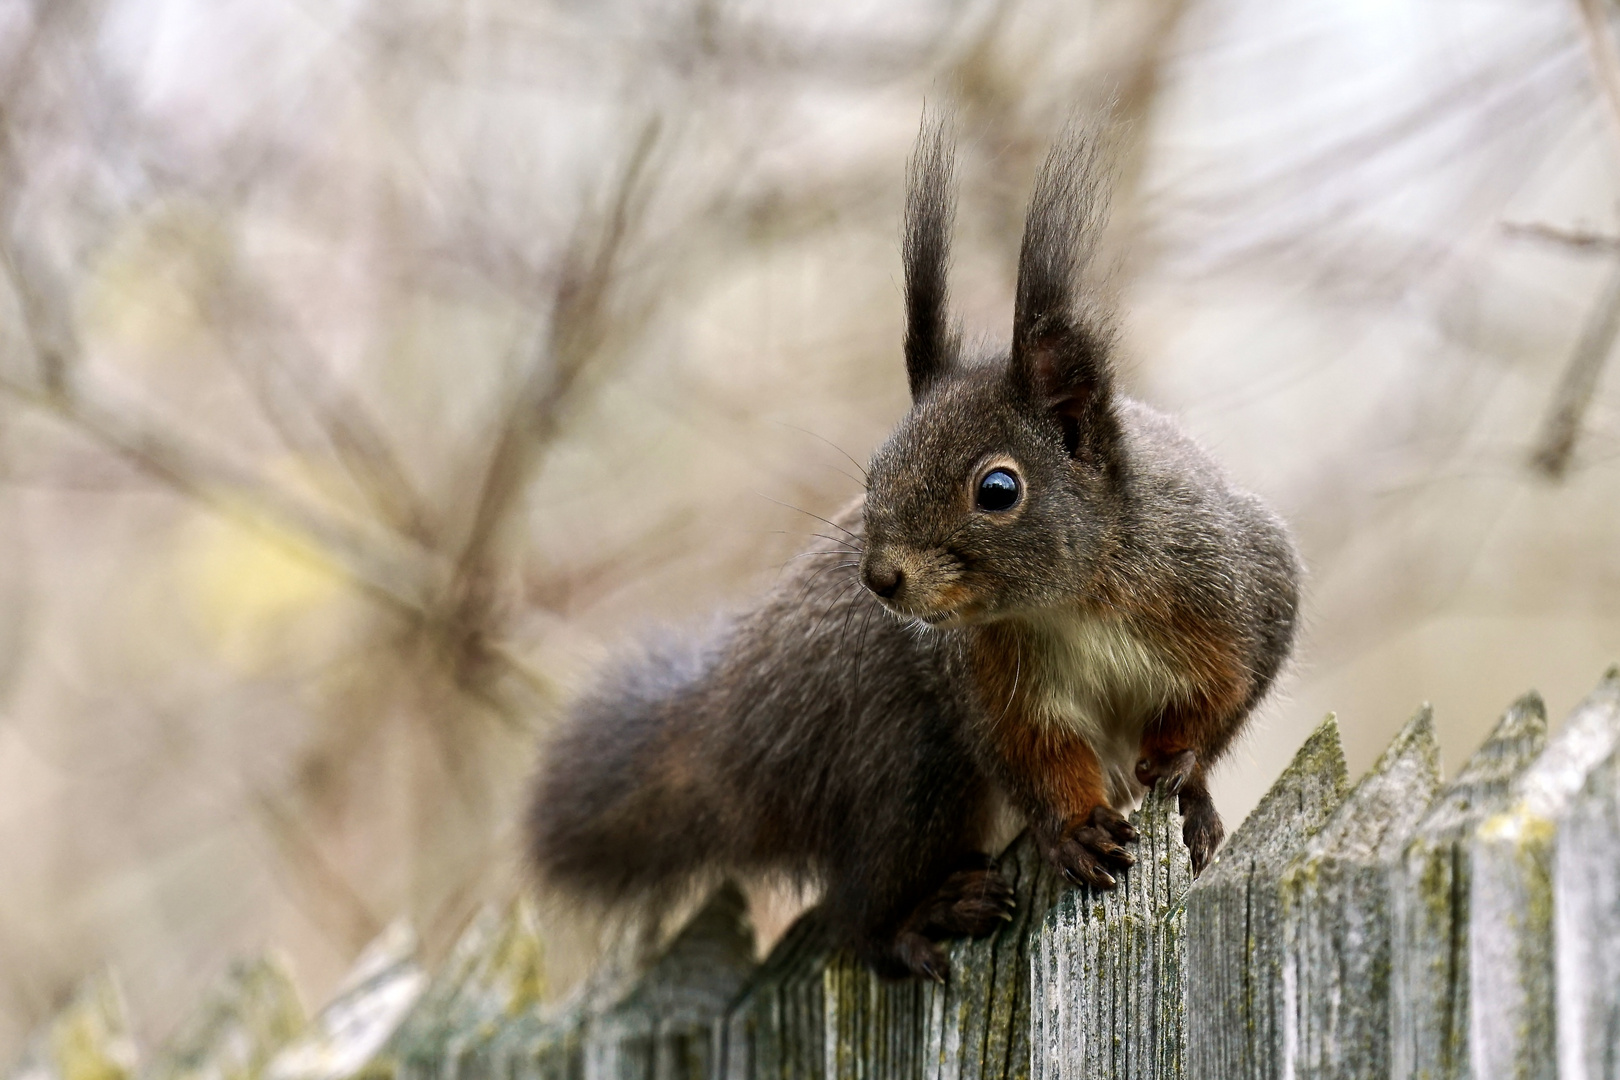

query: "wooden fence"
left=9, top=666, right=1619, bottom=1080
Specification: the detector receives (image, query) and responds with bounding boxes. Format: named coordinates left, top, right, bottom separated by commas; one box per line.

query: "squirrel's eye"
left=976, top=469, right=1021, bottom=512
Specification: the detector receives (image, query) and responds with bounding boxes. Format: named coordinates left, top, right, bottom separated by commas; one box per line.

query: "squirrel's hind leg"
left=908, top=851, right=1016, bottom=937
left=1136, top=719, right=1227, bottom=873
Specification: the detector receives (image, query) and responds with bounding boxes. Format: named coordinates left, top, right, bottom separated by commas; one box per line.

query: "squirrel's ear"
left=903, top=112, right=958, bottom=400
left=1008, top=119, right=1118, bottom=459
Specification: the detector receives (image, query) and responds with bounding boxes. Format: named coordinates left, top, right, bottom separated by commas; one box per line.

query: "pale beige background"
left=0, top=0, right=1616, bottom=1060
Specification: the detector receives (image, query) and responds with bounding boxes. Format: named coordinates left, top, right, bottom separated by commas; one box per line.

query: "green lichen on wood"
left=1032, top=784, right=1190, bottom=1080
left=1185, top=715, right=1349, bottom=1080
left=143, top=956, right=306, bottom=1080
left=1391, top=692, right=1546, bottom=1080
left=1554, top=690, right=1620, bottom=1079
left=390, top=898, right=547, bottom=1080
left=720, top=914, right=830, bottom=1080
left=7, top=973, right=138, bottom=1080
left=263, top=923, right=427, bottom=1080
left=582, top=883, right=755, bottom=1080
left=1470, top=667, right=1620, bottom=1080
left=1281, top=705, right=1442, bottom=1080
left=724, top=832, right=1060, bottom=1080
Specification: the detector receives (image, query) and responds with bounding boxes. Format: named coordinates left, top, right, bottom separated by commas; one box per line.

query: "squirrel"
left=526, top=115, right=1301, bottom=981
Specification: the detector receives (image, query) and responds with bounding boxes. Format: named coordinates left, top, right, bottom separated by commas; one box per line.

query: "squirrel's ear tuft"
left=903, top=112, right=959, bottom=400
left=1009, top=118, right=1119, bottom=459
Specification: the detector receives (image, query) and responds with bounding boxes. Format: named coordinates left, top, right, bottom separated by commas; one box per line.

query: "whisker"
left=780, top=549, right=862, bottom=567
left=813, top=462, right=866, bottom=487
left=835, top=585, right=868, bottom=710
left=763, top=529, right=865, bottom=550
left=753, top=491, right=863, bottom=546
left=792, top=561, right=860, bottom=607
left=997, top=639, right=1023, bottom=725
left=806, top=580, right=863, bottom=642
left=771, top=421, right=870, bottom=482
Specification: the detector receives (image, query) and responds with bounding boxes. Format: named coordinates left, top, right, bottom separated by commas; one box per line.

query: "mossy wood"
left=1184, top=716, right=1349, bottom=1080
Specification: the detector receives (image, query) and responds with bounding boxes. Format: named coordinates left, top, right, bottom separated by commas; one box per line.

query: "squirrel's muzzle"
left=861, top=558, right=905, bottom=600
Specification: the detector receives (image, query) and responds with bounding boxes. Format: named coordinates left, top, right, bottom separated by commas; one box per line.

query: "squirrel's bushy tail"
left=525, top=630, right=730, bottom=906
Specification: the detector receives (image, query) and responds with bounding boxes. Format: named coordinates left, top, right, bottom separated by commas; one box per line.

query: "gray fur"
left=527, top=115, right=1300, bottom=980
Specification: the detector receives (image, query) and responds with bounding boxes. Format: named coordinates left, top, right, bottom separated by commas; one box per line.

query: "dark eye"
left=976, top=468, right=1021, bottom=512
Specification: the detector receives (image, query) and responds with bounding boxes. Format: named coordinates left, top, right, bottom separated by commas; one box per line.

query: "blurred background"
left=1, top=0, right=1618, bottom=1060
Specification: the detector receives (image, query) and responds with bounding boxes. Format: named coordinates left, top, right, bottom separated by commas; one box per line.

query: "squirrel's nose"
left=863, top=561, right=904, bottom=600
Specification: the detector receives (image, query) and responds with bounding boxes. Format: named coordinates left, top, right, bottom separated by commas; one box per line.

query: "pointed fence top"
left=1197, top=714, right=1348, bottom=885
left=1412, top=692, right=1546, bottom=842
left=605, top=882, right=755, bottom=1023
left=1509, top=667, right=1620, bottom=822
left=1301, top=705, right=1442, bottom=865
left=263, top=922, right=426, bottom=1080
left=141, top=956, right=305, bottom=1080
left=6, top=972, right=137, bottom=1080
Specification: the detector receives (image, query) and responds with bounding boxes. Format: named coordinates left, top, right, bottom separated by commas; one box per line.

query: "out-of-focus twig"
left=255, top=792, right=385, bottom=953
left=1529, top=0, right=1620, bottom=478
left=1531, top=258, right=1620, bottom=477
left=1575, top=0, right=1620, bottom=140
left=207, top=255, right=439, bottom=546
left=0, top=238, right=562, bottom=710
left=1502, top=219, right=1620, bottom=253
left=445, top=117, right=664, bottom=684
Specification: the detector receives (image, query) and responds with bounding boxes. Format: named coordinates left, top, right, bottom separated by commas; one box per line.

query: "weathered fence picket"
left=1470, top=667, right=1620, bottom=1080
left=145, top=956, right=305, bottom=1080
left=1390, top=692, right=1547, bottom=1080
left=392, top=899, right=547, bottom=1080
left=1556, top=674, right=1620, bottom=1080
left=12, top=667, right=1620, bottom=1080
left=722, top=826, right=1061, bottom=1080
left=1281, top=705, right=1443, bottom=1080
left=1031, top=785, right=1189, bottom=1080
left=265, top=921, right=426, bottom=1080
left=1183, top=716, right=1349, bottom=1080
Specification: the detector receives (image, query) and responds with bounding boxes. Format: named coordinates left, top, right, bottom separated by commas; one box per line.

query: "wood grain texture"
left=1184, top=715, right=1349, bottom=1080
left=1030, top=784, right=1190, bottom=1080
left=1280, top=707, right=1442, bottom=1080
left=1390, top=694, right=1546, bottom=1080
left=1471, top=668, right=1620, bottom=1080
left=1555, top=671, right=1620, bottom=1080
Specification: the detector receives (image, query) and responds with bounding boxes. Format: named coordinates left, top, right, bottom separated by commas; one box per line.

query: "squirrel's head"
left=860, top=115, right=1124, bottom=628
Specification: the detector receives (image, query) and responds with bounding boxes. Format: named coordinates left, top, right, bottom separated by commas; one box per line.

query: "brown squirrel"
left=526, top=116, right=1300, bottom=981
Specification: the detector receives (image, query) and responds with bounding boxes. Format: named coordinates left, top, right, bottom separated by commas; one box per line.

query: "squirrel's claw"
left=891, top=931, right=951, bottom=983
left=916, top=862, right=1017, bottom=937
left=1136, top=749, right=1197, bottom=795
left=1178, top=786, right=1225, bottom=874
left=1047, top=805, right=1140, bottom=891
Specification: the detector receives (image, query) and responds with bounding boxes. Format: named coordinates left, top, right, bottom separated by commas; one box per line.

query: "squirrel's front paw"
left=1044, top=806, right=1138, bottom=890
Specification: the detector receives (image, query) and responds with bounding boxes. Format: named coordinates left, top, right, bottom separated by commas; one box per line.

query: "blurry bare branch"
left=1574, top=0, right=1620, bottom=141
left=1525, top=0, right=1620, bottom=479
left=446, top=118, right=663, bottom=684
left=1531, top=260, right=1620, bottom=478
left=255, top=793, right=385, bottom=954
left=0, top=363, right=443, bottom=609
left=1503, top=220, right=1620, bottom=254
left=205, top=256, right=437, bottom=545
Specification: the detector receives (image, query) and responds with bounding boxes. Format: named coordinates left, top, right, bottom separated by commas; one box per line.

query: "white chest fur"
left=1024, top=609, right=1192, bottom=808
